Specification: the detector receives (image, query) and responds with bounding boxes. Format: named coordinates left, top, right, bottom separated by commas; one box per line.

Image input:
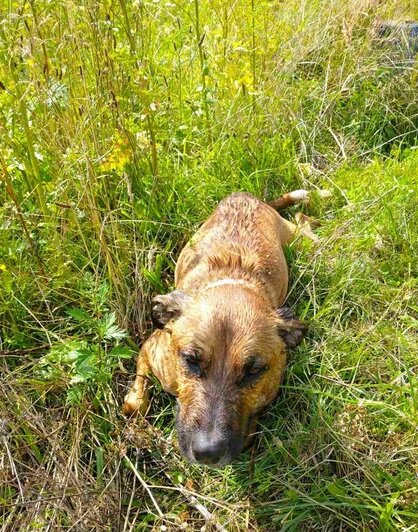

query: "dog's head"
left=152, top=285, right=306, bottom=467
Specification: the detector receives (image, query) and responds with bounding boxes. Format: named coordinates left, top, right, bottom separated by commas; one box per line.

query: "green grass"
left=1, top=0, right=418, bottom=529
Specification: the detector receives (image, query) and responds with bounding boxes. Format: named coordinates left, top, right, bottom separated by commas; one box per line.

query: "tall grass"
left=1, top=0, right=418, bottom=529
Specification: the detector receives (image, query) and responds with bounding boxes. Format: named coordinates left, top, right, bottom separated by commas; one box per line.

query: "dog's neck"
left=203, top=278, right=257, bottom=291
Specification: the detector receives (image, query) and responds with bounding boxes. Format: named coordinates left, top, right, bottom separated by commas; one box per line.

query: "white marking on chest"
left=204, top=278, right=256, bottom=290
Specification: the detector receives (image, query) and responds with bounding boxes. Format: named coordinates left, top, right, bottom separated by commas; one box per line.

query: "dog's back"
left=175, top=192, right=294, bottom=307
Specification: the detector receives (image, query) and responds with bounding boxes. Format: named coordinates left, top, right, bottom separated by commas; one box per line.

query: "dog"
left=123, top=190, right=317, bottom=467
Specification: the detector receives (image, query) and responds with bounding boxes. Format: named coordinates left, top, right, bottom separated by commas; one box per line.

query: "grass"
left=1, top=0, right=418, bottom=529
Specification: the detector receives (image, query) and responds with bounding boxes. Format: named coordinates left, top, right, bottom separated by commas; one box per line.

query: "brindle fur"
left=124, top=192, right=312, bottom=466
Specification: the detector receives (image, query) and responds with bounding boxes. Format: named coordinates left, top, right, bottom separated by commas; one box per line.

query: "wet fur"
left=123, top=192, right=309, bottom=465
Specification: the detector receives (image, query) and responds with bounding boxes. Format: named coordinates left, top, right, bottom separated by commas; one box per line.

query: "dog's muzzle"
left=175, top=404, right=245, bottom=467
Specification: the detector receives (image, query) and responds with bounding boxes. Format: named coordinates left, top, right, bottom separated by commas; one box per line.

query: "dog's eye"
left=240, top=358, right=268, bottom=386
left=180, top=350, right=204, bottom=378
left=247, top=365, right=267, bottom=375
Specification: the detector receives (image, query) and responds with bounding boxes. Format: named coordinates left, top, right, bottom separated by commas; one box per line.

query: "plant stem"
left=119, top=0, right=136, bottom=54
left=194, top=0, right=210, bottom=135
left=29, top=0, right=50, bottom=81
left=1, top=25, right=48, bottom=218
left=251, top=0, right=257, bottom=112
left=0, top=157, right=46, bottom=275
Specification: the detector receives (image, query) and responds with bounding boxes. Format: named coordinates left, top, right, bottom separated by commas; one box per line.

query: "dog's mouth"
left=175, top=404, right=255, bottom=467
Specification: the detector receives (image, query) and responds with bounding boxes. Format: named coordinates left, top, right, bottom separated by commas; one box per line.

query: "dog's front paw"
left=123, top=378, right=151, bottom=416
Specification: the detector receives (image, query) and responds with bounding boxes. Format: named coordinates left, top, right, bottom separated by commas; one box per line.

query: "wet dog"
left=123, top=191, right=315, bottom=467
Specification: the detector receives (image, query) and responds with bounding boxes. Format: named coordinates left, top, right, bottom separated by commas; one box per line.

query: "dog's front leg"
left=123, top=329, right=178, bottom=416
left=123, top=341, right=153, bottom=416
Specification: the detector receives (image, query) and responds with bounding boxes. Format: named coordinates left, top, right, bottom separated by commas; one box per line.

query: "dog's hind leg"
left=294, top=212, right=320, bottom=243
left=268, top=188, right=331, bottom=212
left=267, top=189, right=309, bottom=210
left=270, top=189, right=330, bottom=245
left=278, top=216, right=318, bottom=245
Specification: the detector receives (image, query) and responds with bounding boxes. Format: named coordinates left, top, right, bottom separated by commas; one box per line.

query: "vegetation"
left=1, top=0, right=418, bottom=529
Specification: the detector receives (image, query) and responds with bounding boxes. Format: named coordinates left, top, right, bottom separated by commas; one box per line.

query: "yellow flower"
left=99, top=133, right=131, bottom=172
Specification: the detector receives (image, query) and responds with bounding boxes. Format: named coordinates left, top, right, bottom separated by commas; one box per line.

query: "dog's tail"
left=267, top=189, right=309, bottom=211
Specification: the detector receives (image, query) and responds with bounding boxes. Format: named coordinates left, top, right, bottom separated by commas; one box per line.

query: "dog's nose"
left=191, top=431, right=227, bottom=466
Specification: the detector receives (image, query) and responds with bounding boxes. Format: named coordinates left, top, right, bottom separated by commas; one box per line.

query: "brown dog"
left=124, top=191, right=314, bottom=467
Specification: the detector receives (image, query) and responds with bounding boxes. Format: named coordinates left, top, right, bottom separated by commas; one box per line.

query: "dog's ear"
left=275, top=307, right=307, bottom=348
left=151, top=290, right=190, bottom=329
